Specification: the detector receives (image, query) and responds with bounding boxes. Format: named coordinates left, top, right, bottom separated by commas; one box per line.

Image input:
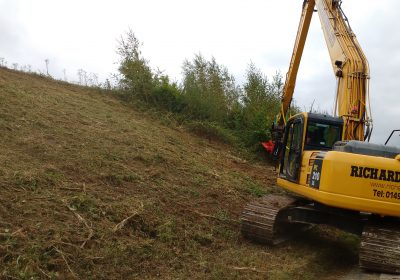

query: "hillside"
left=0, top=67, right=357, bottom=279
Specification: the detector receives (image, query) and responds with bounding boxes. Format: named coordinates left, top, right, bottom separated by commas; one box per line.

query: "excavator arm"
left=317, top=0, right=371, bottom=140
left=274, top=0, right=372, bottom=145
left=276, top=0, right=315, bottom=129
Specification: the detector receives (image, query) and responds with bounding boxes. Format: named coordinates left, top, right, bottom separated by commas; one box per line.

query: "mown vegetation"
left=0, top=30, right=360, bottom=280
left=116, top=30, right=297, bottom=150
left=0, top=67, right=357, bottom=280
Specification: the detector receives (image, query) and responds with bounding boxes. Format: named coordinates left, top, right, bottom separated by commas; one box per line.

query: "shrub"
left=181, top=54, right=241, bottom=124
left=115, top=30, right=299, bottom=151
left=151, top=74, right=184, bottom=113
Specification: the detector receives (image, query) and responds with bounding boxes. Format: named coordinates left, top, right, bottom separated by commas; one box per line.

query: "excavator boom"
left=276, top=0, right=371, bottom=141
left=278, top=0, right=315, bottom=127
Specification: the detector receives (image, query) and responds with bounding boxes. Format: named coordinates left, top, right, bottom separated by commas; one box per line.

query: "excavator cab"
left=279, top=113, right=343, bottom=183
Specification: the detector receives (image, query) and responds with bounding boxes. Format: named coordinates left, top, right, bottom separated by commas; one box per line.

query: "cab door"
left=280, top=117, right=304, bottom=182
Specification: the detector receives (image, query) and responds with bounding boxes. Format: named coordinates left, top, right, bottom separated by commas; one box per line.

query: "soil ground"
left=0, top=67, right=362, bottom=279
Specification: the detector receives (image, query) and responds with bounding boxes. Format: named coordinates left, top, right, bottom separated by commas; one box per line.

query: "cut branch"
left=231, top=266, right=268, bottom=273
left=54, top=247, right=77, bottom=278
left=113, top=201, right=144, bottom=232
left=64, top=202, right=94, bottom=248
left=192, top=210, right=240, bottom=225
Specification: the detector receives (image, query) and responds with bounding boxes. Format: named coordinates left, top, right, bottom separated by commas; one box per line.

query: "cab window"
left=305, top=122, right=341, bottom=150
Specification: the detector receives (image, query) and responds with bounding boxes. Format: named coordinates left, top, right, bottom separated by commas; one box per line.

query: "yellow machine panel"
left=278, top=151, right=400, bottom=217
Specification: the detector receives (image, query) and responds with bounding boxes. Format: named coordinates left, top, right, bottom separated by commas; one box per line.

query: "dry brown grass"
left=0, top=67, right=357, bottom=279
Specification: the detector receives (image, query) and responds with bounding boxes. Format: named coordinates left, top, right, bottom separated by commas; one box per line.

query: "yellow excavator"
left=241, top=0, right=400, bottom=273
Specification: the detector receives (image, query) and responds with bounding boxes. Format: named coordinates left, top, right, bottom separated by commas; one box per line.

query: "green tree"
left=241, top=63, right=282, bottom=146
left=181, top=54, right=241, bottom=124
left=117, top=29, right=153, bottom=102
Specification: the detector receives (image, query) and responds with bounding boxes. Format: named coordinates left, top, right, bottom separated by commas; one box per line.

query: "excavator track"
left=240, top=194, right=298, bottom=245
left=360, top=221, right=400, bottom=273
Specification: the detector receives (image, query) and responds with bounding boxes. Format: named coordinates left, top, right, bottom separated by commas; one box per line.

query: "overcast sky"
left=1, top=0, right=399, bottom=144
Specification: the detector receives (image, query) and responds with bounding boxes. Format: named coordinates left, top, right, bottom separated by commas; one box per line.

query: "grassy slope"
left=0, top=68, right=358, bottom=279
